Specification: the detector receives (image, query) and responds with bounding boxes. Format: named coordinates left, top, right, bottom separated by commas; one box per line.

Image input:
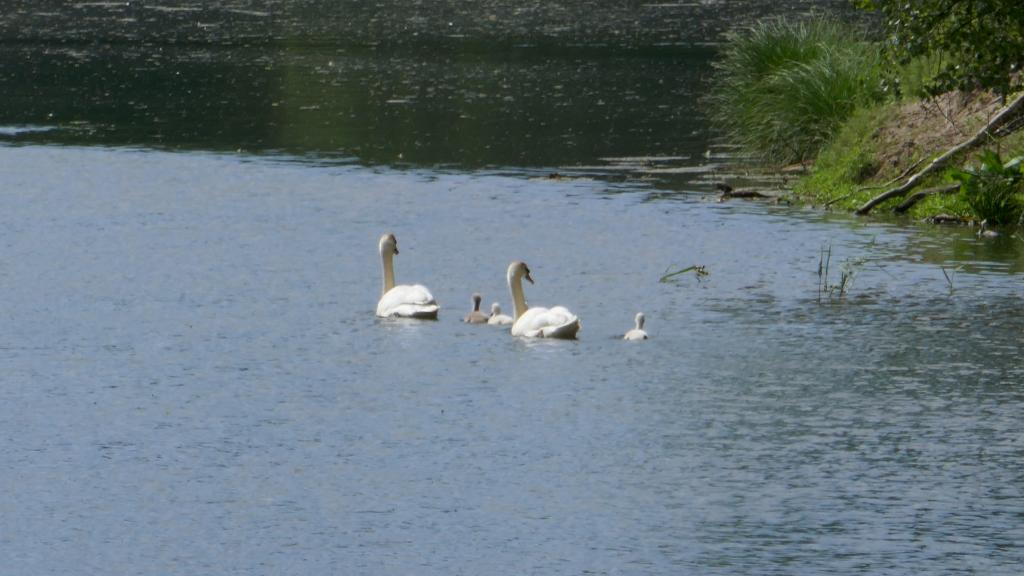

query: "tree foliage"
left=858, top=0, right=1024, bottom=97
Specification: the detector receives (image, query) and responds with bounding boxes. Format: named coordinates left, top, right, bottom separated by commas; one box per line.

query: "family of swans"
left=376, top=233, right=649, bottom=341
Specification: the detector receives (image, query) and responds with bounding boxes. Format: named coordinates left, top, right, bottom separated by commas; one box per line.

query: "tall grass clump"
left=707, top=17, right=885, bottom=166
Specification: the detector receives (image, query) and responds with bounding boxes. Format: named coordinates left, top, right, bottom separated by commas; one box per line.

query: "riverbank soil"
left=873, top=91, right=1007, bottom=178
left=798, top=89, right=1024, bottom=219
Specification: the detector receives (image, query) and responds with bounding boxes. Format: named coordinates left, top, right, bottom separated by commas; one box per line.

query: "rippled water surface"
left=2, top=3, right=1023, bottom=571
left=2, top=145, right=1022, bottom=575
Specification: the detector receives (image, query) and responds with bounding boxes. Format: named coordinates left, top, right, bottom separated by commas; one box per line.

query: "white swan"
left=506, top=261, right=580, bottom=339
left=463, top=293, right=489, bottom=324
left=487, top=302, right=514, bottom=326
left=375, top=233, right=439, bottom=319
left=623, top=312, right=649, bottom=341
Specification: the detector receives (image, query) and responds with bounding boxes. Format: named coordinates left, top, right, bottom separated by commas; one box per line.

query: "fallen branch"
left=853, top=156, right=926, bottom=193
left=892, top=182, right=961, bottom=214
left=825, top=157, right=928, bottom=209
left=823, top=189, right=859, bottom=208
left=855, top=92, right=1024, bottom=215
left=880, top=156, right=926, bottom=188
left=659, top=265, right=708, bottom=283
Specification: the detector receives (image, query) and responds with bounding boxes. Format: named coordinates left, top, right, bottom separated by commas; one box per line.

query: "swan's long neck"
left=508, top=271, right=529, bottom=320
left=381, top=250, right=396, bottom=296
left=636, top=314, right=645, bottom=330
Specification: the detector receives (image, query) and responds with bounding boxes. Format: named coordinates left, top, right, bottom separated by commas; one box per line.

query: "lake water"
left=2, top=9, right=1023, bottom=575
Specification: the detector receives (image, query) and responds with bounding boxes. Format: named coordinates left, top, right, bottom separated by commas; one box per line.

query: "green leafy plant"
left=857, top=0, right=1024, bottom=98
left=950, top=150, right=1024, bottom=225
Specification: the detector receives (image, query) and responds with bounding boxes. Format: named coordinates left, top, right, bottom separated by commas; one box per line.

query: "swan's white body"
left=376, top=233, right=439, bottom=319
left=506, top=261, right=580, bottom=339
left=623, top=312, right=649, bottom=341
left=463, top=293, right=489, bottom=324
left=487, top=302, right=514, bottom=326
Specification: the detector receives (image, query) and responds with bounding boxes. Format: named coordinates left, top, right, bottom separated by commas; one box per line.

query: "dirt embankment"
left=870, top=91, right=1012, bottom=180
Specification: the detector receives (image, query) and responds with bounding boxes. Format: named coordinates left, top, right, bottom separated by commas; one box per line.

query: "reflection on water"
left=3, top=0, right=858, bottom=49
left=1, top=147, right=1022, bottom=574
left=0, top=0, right=864, bottom=179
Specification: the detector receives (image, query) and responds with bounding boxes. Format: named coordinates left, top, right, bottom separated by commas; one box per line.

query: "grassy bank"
left=706, top=17, right=884, bottom=166
left=795, top=92, right=1024, bottom=221
left=709, top=16, right=1024, bottom=226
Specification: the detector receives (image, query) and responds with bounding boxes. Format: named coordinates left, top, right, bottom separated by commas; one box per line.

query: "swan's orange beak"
left=394, top=245, right=399, bottom=255
left=525, top=271, right=534, bottom=284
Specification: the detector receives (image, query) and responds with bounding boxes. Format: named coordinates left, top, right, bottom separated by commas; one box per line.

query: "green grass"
left=793, top=104, right=884, bottom=208
left=794, top=102, right=973, bottom=218
left=707, top=16, right=885, bottom=166
left=712, top=17, right=1024, bottom=224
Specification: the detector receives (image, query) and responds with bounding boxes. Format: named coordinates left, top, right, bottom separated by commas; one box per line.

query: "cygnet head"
left=472, top=292, right=482, bottom=310
left=379, top=233, right=398, bottom=255
left=491, top=302, right=502, bottom=315
left=635, top=312, right=645, bottom=330
left=507, top=261, right=534, bottom=285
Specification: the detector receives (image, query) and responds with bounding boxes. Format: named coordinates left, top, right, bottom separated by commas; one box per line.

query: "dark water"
left=3, top=0, right=859, bottom=48
left=2, top=4, right=1023, bottom=575
left=0, top=0, right=865, bottom=176
left=0, top=43, right=713, bottom=173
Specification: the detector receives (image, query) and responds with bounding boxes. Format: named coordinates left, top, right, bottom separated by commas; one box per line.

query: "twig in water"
left=660, top=265, right=709, bottom=283
left=940, top=265, right=963, bottom=294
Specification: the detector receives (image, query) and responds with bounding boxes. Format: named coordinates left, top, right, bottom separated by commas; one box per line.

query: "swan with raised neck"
left=463, top=293, right=489, bottom=324
left=506, top=261, right=580, bottom=339
left=623, top=312, right=649, bottom=340
left=375, top=233, right=439, bottom=319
